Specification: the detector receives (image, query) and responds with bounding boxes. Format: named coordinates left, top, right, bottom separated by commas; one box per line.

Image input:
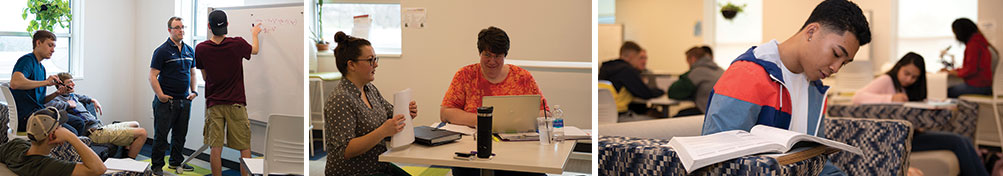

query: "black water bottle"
left=476, top=106, right=493, bottom=158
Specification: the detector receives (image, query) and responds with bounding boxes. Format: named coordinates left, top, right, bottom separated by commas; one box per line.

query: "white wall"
left=981, top=0, right=1003, bottom=48
left=317, top=0, right=593, bottom=129
left=74, top=0, right=138, bottom=126
left=613, top=0, right=704, bottom=74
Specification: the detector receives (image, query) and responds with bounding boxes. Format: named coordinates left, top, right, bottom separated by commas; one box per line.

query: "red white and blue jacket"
left=701, top=47, right=830, bottom=138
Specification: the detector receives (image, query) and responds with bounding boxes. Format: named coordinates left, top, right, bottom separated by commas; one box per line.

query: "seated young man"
left=0, top=107, right=107, bottom=176
left=701, top=0, right=870, bottom=175
left=44, top=72, right=148, bottom=159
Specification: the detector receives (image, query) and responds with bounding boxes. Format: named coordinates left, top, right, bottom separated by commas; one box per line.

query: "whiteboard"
left=599, top=24, right=623, bottom=61
left=210, top=3, right=304, bottom=123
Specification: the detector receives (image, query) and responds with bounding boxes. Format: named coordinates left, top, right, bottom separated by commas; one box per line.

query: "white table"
left=379, top=136, right=576, bottom=175
left=632, top=95, right=681, bottom=117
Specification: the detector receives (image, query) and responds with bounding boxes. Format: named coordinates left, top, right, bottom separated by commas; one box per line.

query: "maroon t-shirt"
left=194, top=37, right=252, bottom=107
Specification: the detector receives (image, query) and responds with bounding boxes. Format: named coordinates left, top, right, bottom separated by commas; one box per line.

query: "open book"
left=663, top=125, right=862, bottom=173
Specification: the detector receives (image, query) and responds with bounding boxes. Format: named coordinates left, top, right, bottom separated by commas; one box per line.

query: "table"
left=379, top=136, right=576, bottom=175
left=827, top=100, right=979, bottom=139
left=632, top=95, right=681, bottom=117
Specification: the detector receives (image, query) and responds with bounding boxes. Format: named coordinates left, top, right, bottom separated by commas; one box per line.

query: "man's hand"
left=45, top=75, right=62, bottom=86
left=67, top=99, right=77, bottom=109
left=47, top=127, right=75, bottom=145
left=186, top=93, right=197, bottom=100
left=157, top=93, right=173, bottom=103
left=251, top=23, right=262, bottom=37
left=92, top=99, right=103, bottom=115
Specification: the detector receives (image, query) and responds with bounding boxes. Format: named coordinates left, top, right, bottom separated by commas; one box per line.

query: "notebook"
left=414, top=126, right=462, bottom=146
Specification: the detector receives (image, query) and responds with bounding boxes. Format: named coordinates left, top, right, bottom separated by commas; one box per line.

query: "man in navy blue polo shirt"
left=148, top=16, right=198, bottom=175
left=9, top=30, right=81, bottom=135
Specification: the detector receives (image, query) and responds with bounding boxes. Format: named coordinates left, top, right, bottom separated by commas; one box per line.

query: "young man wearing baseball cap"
left=0, top=107, right=106, bottom=176
left=194, top=9, right=260, bottom=176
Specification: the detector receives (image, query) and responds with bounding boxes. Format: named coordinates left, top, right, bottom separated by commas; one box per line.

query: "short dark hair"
left=32, top=30, right=56, bottom=49
left=168, top=16, right=182, bottom=29
left=800, top=0, right=871, bottom=46
left=619, top=41, right=642, bottom=56
left=685, top=46, right=708, bottom=59
left=701, top=46, right=713, bottom=57
left=477, top=26, right=510, bottom=56
left=886, top=52, right=927, bottom=101
left=333, top=31, right=371, bottom=76
left=952, top=18, right=979, bottom=44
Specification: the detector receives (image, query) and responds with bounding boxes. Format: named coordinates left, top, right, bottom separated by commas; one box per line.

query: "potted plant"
left=312, top=29, right=330, bottom=51
left=719, top=2, right=746, bottom=20
left=313, top=0, right=330, bottom=51
left=22, top=0, right=72, bottom=33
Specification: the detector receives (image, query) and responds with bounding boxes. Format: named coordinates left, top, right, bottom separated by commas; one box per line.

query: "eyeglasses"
left=170, top=25, right=187, bottom=30
left=480, top=52, right=505, bottom=60
left=354, top=56, right=379, bottom=65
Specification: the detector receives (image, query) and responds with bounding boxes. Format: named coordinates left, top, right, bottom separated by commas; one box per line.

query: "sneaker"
left=169, top=164, right=195, bottom=171
left=151, top=168, right=164, bottom=176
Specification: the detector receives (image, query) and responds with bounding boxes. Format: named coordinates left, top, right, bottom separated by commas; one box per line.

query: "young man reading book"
left=700, top=0, right=871, bottom=175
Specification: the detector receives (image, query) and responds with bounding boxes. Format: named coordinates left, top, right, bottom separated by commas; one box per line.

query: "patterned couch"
left=599, top=117, right=913, bottom=175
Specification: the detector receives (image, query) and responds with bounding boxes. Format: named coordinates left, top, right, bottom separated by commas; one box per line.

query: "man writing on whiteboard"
left=194, top=9, right=260, bottom=176
left=148, top=16, right=197, bottom=175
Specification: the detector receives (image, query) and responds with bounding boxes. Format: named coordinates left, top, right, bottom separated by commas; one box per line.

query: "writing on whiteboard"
left=253, top=18, right=299, bottom=33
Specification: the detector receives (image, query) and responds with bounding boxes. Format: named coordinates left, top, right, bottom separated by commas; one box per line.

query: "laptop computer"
left=482, top=95, right=541, bottom=133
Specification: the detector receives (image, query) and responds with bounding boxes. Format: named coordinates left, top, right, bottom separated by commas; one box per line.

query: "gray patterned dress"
left=324, top=80, right=395, bottom=176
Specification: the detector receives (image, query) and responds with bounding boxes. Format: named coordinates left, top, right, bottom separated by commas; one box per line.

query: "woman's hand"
left=892, top=93, right=909, bottom=102
left=409, top=100, right=418, bottom=119
left=377, top=114, right=406, bottom=137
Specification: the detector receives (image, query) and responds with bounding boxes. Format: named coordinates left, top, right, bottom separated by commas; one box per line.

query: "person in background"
left=667, top=46, right=723, bottom=116
left=852, top=52, right=927, bottom=103
left=944, top=18, right=995, bottom=98
left=599, top=41, right=664, bottom=115
left=9, top=30, right=76, bottom=134
left=853, top=52, right=988, bottom=176
left=324, top=31, right=418, bottom=176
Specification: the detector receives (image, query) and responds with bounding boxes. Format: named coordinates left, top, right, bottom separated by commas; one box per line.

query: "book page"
left=752, top=125, right=863, bottom=155
left=390, top=88, right=415, bottom=148
left=750, top=125, right=807, bottom=148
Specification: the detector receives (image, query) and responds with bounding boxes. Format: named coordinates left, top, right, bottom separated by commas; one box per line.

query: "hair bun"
left=334, top=31, right=349, bottom=43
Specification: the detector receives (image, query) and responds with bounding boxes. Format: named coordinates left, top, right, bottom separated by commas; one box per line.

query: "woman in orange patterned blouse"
left=440, top=26, right=548, bottom=128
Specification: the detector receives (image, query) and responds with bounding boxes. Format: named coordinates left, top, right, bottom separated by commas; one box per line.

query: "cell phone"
left=454, top=152, right=473, bottom=157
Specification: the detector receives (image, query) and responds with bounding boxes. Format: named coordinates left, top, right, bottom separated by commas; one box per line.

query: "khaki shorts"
left=204, top=104, right=251, bottom=150
left=90, top=122, right=139, bottom=146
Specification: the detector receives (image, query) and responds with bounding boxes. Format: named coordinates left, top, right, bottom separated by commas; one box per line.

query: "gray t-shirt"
left=0, top=138, right=76, bottom=176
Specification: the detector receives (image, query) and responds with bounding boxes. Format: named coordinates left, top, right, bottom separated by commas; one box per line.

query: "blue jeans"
left=151, top=98, right=191, bottom=169
left=913, top=131, right=988, bottom=176
left=61, top=113, right=87, bottom=136
left=948, top=83, right=992, bottom=98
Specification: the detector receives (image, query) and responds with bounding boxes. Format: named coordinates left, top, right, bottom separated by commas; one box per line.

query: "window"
left=598, top=0, right=615, bottom=24
left=321, top=2, right=401, bottom=55
left=0, top=0, right=76, bottom=79
left=713, top=0, right=762, bottom=69
left=896, top=0, right=977, bottom=72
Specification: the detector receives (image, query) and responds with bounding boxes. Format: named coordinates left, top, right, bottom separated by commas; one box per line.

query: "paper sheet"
left=430, top=122, right=476, bottom=135
left=403, top=8, right=426, bottom=29
left=103, top=158, right=149, bottom=173
left=352, top=15, right=371, bottom=39
left=390, top=88, right=415, bottom=148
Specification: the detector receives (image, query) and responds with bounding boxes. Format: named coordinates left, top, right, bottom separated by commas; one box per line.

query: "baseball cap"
left=26, top=107, right=68, bottom=142
left=208, top=10, right=228, bottom=36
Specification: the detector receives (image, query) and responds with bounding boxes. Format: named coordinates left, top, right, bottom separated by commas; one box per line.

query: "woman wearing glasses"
left=324, top=31, right=418, bottom=176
